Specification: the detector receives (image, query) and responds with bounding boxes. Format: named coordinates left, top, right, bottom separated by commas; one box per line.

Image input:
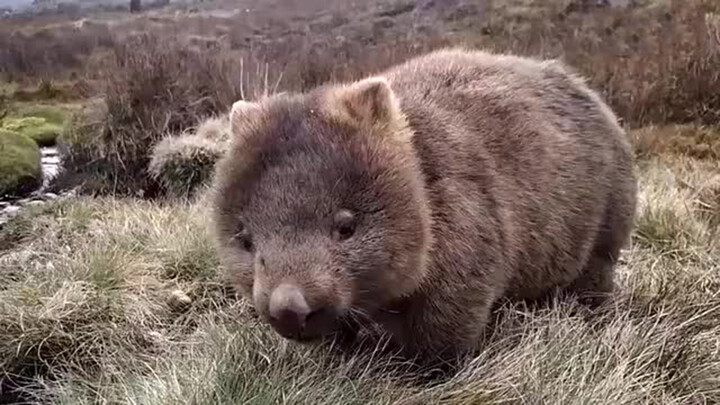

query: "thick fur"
left=211, top=48, right=637, bottom=367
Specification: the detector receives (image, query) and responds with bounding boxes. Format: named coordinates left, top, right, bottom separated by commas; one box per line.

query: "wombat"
left=211, top=48, right=637, bottom=367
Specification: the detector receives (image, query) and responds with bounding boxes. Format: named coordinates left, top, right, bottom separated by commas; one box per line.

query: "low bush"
left=0, top=19, right=114, bottom=80
left=57, top=34, right=250, bottom=197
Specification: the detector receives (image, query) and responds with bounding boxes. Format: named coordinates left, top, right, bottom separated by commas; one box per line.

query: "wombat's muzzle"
left=267, top=283, right=338, bottom=341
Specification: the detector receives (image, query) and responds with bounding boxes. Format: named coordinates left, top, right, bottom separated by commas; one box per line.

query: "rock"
left=43, top=192, right=58, bottom=199
left=167, top=289, right=192, bottom=311
left=27, top=200, right=44, bottom=207
left=2, top=205, right=21, bottom=217
left=65, top=188, right=79, bottom=198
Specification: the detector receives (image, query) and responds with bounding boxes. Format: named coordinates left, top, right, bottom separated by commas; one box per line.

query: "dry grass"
left=147, top=114, right=231, bottom=199
left=632, top=125, right=720, bottom=161
left=0, top=18, right=114, bottom=81
left=2, top=126, right=719, bottom=404
left=5, top=0, right=716, bottom=198
left=1, top=1, right=720, bottom=403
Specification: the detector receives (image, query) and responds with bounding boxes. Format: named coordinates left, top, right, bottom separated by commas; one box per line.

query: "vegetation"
left=2, top=116, right=62, bottom=147
left=0, top=0, right=719, bottom=403
left=148, top=114, right=231, bottom=199
left=0, top=129, right=42, bottom=197
left=1, top=137, right=719, bottom=403
left=1, top=0, right=716, bottom=197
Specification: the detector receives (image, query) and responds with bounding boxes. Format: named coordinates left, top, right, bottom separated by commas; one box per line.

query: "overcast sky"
left=0, top=0, right=33, bottom=9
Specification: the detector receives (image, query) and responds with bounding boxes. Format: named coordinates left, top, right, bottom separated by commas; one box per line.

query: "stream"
left=0, top=146, right=71, bottom=226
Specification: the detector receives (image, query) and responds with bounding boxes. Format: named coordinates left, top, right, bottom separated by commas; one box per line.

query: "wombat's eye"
left=234, top=222, right=254, bottom=252
left=333, top=209, right=356, bottom=241
left=241, top=237, right=254, bottom=252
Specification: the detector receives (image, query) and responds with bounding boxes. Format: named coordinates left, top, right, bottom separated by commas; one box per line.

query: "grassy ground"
left=1, top=126, right=719, bottom=404
left=1, top=0, right=720, bottom=403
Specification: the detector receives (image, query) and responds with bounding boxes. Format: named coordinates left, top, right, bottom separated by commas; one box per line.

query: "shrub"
left=0, top=129, right=42, bottom=197
left=477, top=0, right=720, bottom=127
left=0, top=19, right=115, bottom=80
left=58, top=34, right=248, bottom=198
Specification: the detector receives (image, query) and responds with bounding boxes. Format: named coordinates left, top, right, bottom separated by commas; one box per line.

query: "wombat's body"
left=211, top=48, right=637, bottom=366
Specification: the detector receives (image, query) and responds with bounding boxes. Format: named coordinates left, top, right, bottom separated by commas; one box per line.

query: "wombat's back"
left=382, top=48, right=636, bottom=300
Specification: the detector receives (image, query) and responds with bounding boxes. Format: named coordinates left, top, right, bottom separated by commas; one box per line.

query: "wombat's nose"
left=268, top=284, right=311, bottom=338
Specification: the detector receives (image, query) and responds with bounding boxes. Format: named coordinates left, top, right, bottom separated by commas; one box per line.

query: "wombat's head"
left=212, top=77, right=432, bottom=343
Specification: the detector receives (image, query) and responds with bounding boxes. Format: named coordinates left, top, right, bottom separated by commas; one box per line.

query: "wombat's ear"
left=336, top=77, right=403, bottom=127
left=230, top=99, right=263, bottom=138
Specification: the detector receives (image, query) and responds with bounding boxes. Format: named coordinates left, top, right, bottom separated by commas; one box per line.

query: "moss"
left=2, top=117, right=63, bottom=147
left=0, top=129, right=42, bottom=197
left=1, top=105, right=70, bottom=147
left=15, top=105, right=68, bottom=125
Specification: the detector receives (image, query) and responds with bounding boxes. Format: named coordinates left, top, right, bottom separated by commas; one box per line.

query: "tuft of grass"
left=148, top=114, right=231, bottom=199
left=0, top=195, right=222, bottom=402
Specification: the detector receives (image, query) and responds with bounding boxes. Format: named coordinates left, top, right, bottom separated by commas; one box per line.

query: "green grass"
left=0, top=129, right=42, bottom=197
left=1, top=126, right=719, bottom=404
left=1, top=104, right=70, bottom=147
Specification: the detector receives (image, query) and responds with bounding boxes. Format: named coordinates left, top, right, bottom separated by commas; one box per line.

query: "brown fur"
left=210, top=48, right=638, bottom=367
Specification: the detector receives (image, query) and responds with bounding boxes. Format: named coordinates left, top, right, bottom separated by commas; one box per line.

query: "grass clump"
left=148, top=114, right=231, bottom=199
left=0, top=129, right=42, bottom=197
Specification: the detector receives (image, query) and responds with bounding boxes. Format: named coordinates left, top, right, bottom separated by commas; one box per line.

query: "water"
left=41, top=146, right=61, bottom=190
left=0, top=146, right=66, bottom=226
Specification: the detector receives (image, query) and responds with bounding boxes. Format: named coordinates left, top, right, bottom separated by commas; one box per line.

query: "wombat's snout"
left=267, top=284, right=336, bottom=341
